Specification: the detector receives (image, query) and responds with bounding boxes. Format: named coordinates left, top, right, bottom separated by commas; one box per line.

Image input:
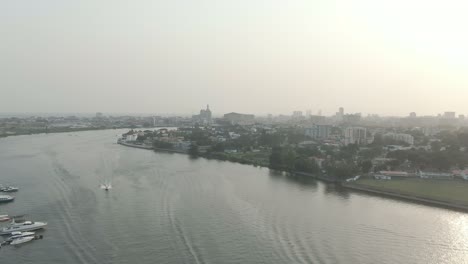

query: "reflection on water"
left=0, top=129, right=467, bottom=264
left=268, top=170, right=319, bottom=190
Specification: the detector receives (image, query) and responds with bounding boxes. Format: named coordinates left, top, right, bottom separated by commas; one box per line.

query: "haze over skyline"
left=1, top=0, right=468, bottom=116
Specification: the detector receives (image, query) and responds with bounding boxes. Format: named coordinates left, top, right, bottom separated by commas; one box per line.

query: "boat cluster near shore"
left=0, top=184, right=47, bottom=248
left=0, top=184, right=17, bottom=204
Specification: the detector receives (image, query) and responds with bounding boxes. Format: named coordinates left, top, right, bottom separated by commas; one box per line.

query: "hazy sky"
left=1, top=0, right=468, bottom=116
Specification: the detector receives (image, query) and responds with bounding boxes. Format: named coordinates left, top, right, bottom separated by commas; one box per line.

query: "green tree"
left=359, top=146, right=382, bottom=159
left=294, top=157, right=320, bottom=173
left=189, top=128, right=211, bottom=145
left=296, top=146, right=321, bottom=157
left=284, top=149, right=297, bottom=170
left=188, top=143, right=199, bottom=157
left=259, top=131, right=284, bottom=147
left=210, top=143, right=225, bottom=152
left=269, top=146, right=284, bottom=169
left=431, top=141, right=442, bottom=152
left=330, top=162, right=360, bottom=181
left=457, top=132, right=468, bottom=147
left=360, top=160, right=373, bottom=173
left=286, top=130, right=308, bottom=144
left=153, top=140, right=173, bottom=149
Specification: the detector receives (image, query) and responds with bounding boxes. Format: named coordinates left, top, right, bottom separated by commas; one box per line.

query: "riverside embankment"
left=117, top=141, right=468, bottom=212
left=343, top=180, right=468, bottom=212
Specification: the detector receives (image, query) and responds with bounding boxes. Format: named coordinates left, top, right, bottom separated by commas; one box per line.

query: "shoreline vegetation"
left=118, top=141, right=468, bottom=212
left=344, top=179, right=468, bottom=211
left=0, top=126, right=111, bottom=138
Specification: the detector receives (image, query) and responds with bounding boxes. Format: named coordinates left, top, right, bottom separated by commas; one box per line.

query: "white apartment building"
left=383, top=133, right=414, bottom=145
left=344, top=127, right=367, bottom=145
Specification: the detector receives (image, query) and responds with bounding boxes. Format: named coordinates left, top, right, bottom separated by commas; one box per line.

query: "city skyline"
left=0, top=107, right=466, bottom=119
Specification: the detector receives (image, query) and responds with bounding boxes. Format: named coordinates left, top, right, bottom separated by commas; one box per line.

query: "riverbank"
left=117, top=141, right=468, bottom=212
left=119, top=142, right=332, bottom=181
left=344, top=179, right=468, bottom=212
left=117, top=141, right=153, bottom=150
left=294, top=171, right=337, bottom=183
left=0, top=127, right=111, bottom=138
left=118, top=141, right=188, bottom=153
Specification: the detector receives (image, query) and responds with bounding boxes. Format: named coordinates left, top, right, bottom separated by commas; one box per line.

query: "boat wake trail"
left=50, top=160, right=100, bottom=264
left=164, top=181, right=204, bottom=264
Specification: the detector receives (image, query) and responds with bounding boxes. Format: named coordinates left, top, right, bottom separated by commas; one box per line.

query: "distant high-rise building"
left=309, top=115, right=326, bottom=124
left=336, top=107, right=344, bottom=121
left=306, top=110, right=312, bottom=117
left=292, top=111, right=303, bottom=117
left=443, top=112, right=456, bottom=119
left=305, top=124, right=331, bottom=139
left=344, top=127, right=367, bottom=145
left=223, top=112, right=255, bottom=125
left=343, top=113, right=362, bottom=124
left=409, top=112, right=417, bottom=118
left=383, top=133, right=414, bottom=145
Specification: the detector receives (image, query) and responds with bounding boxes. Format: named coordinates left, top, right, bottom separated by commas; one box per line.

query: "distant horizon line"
left=0, top=111, right=464, bottom=119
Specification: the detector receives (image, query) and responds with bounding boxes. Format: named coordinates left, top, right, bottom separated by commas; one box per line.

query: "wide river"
left=0, top=129, right=467, bottom=264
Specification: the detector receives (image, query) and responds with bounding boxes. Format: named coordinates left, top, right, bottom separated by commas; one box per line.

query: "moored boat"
left=10, top=236, right=34, bottom=245
left=0, top=219, right=47, bottom=235
left=0, top=195, right=14, bottom=203
left=6, top=231, right=35, bottom=242
left=0, top=214, right=10, bottom=222
left=0, top=186, right=19, bottom=192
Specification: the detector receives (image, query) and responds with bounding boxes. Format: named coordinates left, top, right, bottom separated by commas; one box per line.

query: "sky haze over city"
left=1, top=0, right=468, bottom=116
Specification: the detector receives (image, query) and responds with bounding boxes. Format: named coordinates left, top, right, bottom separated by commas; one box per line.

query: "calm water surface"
left=0, top=130, right=467, bottom=264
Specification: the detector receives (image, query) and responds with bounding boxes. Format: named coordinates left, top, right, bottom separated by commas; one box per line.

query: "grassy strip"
left=352, top=178, right=468, bottom=206
left=202, top=150, right=271, bottom=167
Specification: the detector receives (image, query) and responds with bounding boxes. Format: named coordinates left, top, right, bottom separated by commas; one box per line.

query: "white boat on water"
left=0, top=195, right=14, bottom=203
left=0, top=214, right=10, bottom=222
left=100, top=183, right=112, bottom=191
left=10, top=236, right=35, bottom=245
left=6, top=231, right=35, bottom=242
left=0, top=219, right=47, bottom=235
left=0, top=186, right=19, bottom=192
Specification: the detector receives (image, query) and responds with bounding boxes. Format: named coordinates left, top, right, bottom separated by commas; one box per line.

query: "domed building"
left=192, top=105, right=212, bottom=125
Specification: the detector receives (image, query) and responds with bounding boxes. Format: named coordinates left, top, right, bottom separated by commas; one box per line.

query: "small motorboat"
left=10, top=236, right=34, bottom=245
left=100, top=183, right=112, bottom=191
left=0, top=186, right=19, bottom=192
left=0, top=195, right=14, bottom=203
left=0, top=219, right=47, bottom=235
left=6, top=231, right=35, bottom=242
left=0, top=214, right=10, bottom=222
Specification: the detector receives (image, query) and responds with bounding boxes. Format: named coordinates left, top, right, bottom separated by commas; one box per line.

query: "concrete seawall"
left=343, top=183, right=468, bottom=212
left=118, top=141, right=187, bottom=154
left=118, top=141, right=153, bottom=150
left=293, top=171, right=337, bottom=183
left=153, top=147, right=187, bottom=154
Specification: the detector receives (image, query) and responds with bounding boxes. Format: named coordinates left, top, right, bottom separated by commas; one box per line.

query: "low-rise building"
left=383, top=133, right=414, bottom=145
left=374, top=175, right=391, bottom=180
left=418, top=171, right=453, bottom=179
left=223, top=112, right=255, bottom=125
left=376, top=171, right=414, bottom=179
left=344, top=127, right=367, bottom=145
left=305, top=124, right=331, bottom=139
